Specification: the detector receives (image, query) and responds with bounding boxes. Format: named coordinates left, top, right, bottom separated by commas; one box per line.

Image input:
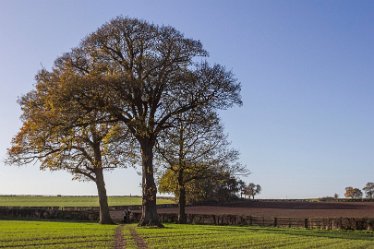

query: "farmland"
left=0, top=195, right=174, bottom=207
left=0, top=220, right=116, bottom=248
left=157, top=200, right=374, bottom=218
left=133, top=224, right=374, bottom=249
left=1, top=198, right=374, bottom=248
left=1, top=220, right=374, bottom=248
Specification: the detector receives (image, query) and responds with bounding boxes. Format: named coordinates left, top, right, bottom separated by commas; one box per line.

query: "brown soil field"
left=156, top=201, right=374, bottom=218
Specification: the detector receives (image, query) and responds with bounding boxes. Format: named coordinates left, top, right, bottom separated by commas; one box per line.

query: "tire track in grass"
left=129, top=227, right=148, bottom=249
left=114, top=225, right=125, bottom=249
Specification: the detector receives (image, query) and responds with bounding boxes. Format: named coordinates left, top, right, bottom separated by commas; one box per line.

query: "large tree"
left=51, top=17, right=242, bottom=226
left=7, top=73, right=136, bottom=224
left=156, top=110, right=245, bottom=223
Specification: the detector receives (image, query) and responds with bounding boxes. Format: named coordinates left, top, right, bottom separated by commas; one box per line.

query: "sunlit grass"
left=0, top=195, right=174, bottom=207
left=134, top=224, right=374, bottom=249
left=0, top=220, right=116, bottom=248
left=1, top=221, right=374, bottom=248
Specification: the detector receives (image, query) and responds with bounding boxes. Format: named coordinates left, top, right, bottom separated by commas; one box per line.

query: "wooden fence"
left=1, top=206, right=374, bottom=230
left=130, top=213, right=374, bottom=230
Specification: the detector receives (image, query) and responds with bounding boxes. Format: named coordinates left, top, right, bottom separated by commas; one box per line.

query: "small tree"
left=363, top=182, right=374, bottom=199
left=156, top=110, right=246, bottom=223
left=244, top=183, right=262, bottom=199
left=159, top=167, right=242, bottom=204
left=237, top=180, right=246, bottom=199
left=344, top=187, right=363, bottom=199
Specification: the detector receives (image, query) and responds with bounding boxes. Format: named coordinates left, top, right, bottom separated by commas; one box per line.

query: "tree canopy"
left=244, top=183, right=262, bottom=199
left=155, top=110, right=245, bottom=222
left=363, top=182, right=374, bottom=199
left=344, top=187, right=363, bottom=199
left=158, top=167, right=242, bottom=203
left=7, top=68, right=137, bottom=224
left=8, top=17, right=242, bottom=226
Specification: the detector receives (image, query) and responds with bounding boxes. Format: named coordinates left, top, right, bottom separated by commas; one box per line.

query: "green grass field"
left=1, top=221, right=373, bottom=248
left=0, top=220, right=116, bottom=248
left=133, top=224, right=374, bottom=249
left=0, top=195, right=174, bottom=207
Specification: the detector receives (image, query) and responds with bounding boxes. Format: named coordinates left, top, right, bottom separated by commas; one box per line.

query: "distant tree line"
left=241, top=182, right=262, bottom=199
left=344, top=182, right=374, bottom=199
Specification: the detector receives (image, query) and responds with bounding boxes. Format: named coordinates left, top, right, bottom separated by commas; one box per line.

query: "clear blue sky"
left=0, top=0, right=373, bottom=198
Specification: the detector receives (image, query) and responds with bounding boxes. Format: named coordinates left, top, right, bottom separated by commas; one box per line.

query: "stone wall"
left=0, top=207, right=99, bottom=221
left=0, top=204, right=177, bottom=222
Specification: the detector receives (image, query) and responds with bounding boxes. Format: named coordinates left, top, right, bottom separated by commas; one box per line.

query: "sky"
left=0, top=0, right=373, bottom=198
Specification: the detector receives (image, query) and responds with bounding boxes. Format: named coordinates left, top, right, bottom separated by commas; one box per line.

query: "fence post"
left=288, top=218, right=291, bottom=228
left=274, top=217, right=278, bottom=227
left=249, top=216, right=252, bottom=226
left=339, top=217, right=343, bottom=230
left=304, top=218, right=309, bottom=229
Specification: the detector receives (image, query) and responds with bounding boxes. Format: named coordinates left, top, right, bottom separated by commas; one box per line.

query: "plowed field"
left=156, top=201, right=374, bottom=218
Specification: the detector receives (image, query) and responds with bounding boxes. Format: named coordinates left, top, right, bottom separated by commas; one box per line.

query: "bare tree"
left=156, top=110, right=246, bottom=223
left=50, top=17, right=242, bottom=226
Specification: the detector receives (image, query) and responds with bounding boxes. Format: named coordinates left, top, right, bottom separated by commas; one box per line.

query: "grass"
left=0, top=221, right=373, bottom=248
left=133, top=224, right=374, bottom=249
left=0, top=220, right=116, bottom=248
left=0, top=195, right=174, bottom=207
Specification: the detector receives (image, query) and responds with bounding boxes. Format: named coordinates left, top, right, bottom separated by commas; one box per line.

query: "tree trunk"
left=138, top=139, right=162, bottom=227
left=177, top=169, right=187, bottom=224
left=95, top=168, right=114, bottom=224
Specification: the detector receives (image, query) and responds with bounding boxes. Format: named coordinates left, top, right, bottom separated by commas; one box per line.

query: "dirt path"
left=129, top=226, right=148, bottom=249
left=114, top=225, right=125, bottom=249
